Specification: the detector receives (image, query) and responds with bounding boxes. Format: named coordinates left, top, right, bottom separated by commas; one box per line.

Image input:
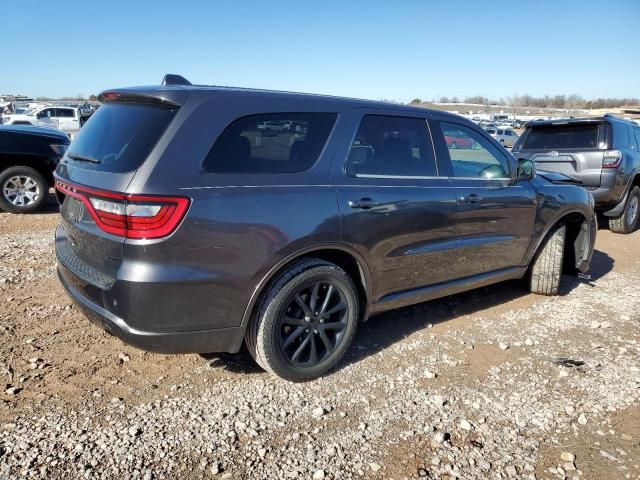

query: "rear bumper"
left=58, top=264, right=245, bottom=354
left=57, top=246, right=244, bottom=353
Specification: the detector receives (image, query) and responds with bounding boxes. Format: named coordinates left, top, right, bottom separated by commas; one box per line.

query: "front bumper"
left=57, top=261, right=246, bottom=354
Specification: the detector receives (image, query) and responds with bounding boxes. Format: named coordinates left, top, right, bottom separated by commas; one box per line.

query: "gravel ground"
left=0, top=194, right=639, bottom=479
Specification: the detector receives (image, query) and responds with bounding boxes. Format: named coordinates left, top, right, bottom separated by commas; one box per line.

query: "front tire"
left=609, top=186, right=640, bottom=234
left=0, top=166, right=48, bottom=214
left=245, top=259, right=359, bottom=381
left=529, top=224, right=566, bottom=296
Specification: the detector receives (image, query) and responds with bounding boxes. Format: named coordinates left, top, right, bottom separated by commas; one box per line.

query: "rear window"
left=65, top=103, right=177, bottom=173
left=203, top=113, right=337, bottom=174
left=523, top=124, right=600, bottom=150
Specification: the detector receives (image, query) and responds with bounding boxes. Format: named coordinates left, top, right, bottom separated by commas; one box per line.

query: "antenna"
left=161, top=74, right=192, bottom=86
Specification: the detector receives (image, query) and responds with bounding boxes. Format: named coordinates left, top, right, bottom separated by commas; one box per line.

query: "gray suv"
left=514, top=115, right=640, bottom=233
left=54, top=75, right=596, bottom=381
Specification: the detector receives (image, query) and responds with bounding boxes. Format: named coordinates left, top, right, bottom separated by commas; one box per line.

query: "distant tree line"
left=33, top=94, right=99, bottom=102
left=410, top=94, right=639, bottom=109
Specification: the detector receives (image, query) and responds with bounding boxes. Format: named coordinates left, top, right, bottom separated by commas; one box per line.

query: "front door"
left=431, top=119, right=537, bottom=279
left=331, top=110, right=458, bottom=302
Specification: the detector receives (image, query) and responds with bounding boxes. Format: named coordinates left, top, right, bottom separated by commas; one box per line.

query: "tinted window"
left=65, top=103, right=177, bottom=173
left=346, top=115, right=436, bottom=177
left=523, top=124, right=600, bottom=149
left=56, top=108, right=74, bottom=118
left=440, top=122, right=510, bottom=179
left=203, top=113, right=336, bottom=174
left=37, top=108, right=54, bottom=118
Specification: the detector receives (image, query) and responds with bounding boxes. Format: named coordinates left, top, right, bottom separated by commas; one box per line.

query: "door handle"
left=458, top=194, right=483, bottom=204
left=348, top=198, right=380, bottom=209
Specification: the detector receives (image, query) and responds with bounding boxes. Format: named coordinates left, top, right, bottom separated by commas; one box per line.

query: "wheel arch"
left=529, top=209, right=594, bottom=274
left=0, top=154, right=55, bottom=186
left=240, top=244, right=372, bottom=330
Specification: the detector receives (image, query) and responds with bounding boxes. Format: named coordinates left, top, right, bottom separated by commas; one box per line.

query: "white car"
left=1, top=106, right=82, bottom=136
left=487, top=128, right=519, bottom=148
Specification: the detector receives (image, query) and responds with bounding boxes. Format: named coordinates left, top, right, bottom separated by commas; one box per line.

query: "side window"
left=56, top=108, right=74, bottom=118
left=346, top=114, right=437, bottom=177
left=440, top=122, right=510, bottom=179
left=203, top=113, right=337, bottom=174
left=37, top=108, right=53, bottom=119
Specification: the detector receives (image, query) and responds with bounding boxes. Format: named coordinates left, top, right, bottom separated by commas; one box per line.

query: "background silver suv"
left=514, top=115, right=640, bottom=233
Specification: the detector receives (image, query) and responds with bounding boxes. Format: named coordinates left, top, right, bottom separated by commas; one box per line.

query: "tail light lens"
left=603, top=149, right=622, bottom=168
left=55, top=179, right=190, bottom=239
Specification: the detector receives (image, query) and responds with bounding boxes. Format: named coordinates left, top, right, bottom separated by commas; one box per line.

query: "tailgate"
left=54, top=101, right=178, bottom=287
left=520, top=122, right=606, bottom=188
left=529, top=150, right=604, bottom=187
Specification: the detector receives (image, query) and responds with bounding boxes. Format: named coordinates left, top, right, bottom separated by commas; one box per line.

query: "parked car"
left=257, top=120, right=287, bottom=133
left=514, top=115, right=640, bottom=233
left=1, top=106, right=84, bottom=136
left=489, top=128, right=520, bottom=148
left=445, top=131, right=475, bottom=149
left=0, top=125, right=69, bottom=213
left=54, top=75, right=596, bottom=381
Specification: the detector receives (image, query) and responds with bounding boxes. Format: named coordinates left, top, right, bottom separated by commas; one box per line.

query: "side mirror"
left=517, top=158, right=535, bottom=180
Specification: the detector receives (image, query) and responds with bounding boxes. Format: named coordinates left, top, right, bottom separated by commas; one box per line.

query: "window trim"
left=344, top=113, right=441, bottom=180
left=201, top=111, right=339, bottom=175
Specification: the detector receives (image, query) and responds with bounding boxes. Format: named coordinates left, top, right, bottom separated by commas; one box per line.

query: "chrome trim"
left=354, top=174, right=443, bottom=180
left=179, top=183, right=522, bottom=190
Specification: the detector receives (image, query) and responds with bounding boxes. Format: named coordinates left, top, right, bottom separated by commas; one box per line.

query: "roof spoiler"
left=162, top=74, right=192, bottom=86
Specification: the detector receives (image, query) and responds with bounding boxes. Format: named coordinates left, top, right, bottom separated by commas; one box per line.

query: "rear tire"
left=245, top=259, right=359, bottom=381
left=609, top=186, right=640, bottom=234
left=529, top=224, right=566, bottom=296
left=0, top=166, right=48, bottom=214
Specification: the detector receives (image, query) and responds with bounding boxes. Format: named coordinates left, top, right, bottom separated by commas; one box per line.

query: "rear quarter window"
left=65, top=103, right=177, bottom=173
left=203, top=113, right=337, bottom=174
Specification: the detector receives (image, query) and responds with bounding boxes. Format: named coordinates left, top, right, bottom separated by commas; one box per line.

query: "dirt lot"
left=0, top=194, right=639, bottom=479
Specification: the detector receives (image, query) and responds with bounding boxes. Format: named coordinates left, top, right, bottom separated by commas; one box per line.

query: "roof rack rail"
left=162, top=74, right=192, bottom=86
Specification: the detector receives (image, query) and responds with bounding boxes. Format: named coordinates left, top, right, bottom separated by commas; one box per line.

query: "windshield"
left=64, top=102, right=177, bottom=173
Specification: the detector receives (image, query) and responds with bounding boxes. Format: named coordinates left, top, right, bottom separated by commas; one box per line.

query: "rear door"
left=55, top=101, right=179, bottom=284
left=431, top=119, right=537, bottom=278
left=518, top=122, right=606, bottom=187
left=331, top=109, right=458, bottom=301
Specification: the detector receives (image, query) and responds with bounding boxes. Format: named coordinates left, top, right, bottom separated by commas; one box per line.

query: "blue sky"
left=2, top=0, right=638, bottom=101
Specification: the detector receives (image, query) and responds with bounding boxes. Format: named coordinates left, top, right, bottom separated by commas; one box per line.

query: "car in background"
left=0, top=125, right=69, bottom=213
left=257, top=120, right=287, bottom=133
left=487, top=128, right=519, bottom=148
left=1, top=106, right=83, bottom=137
left=54, top=74, right=596, bottom=381
left=445, top=131, right=475, bottom=149
left=514, top=115, right=640, bottom=233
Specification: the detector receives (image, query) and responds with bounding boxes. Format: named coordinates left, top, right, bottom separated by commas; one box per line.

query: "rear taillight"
left=55, top=179, right=189, bottom=239
left=603, top=149, right=622, bottom=168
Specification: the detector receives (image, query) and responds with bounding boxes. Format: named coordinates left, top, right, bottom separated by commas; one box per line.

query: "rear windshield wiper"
left=67, top=152, right=101, bottom=164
